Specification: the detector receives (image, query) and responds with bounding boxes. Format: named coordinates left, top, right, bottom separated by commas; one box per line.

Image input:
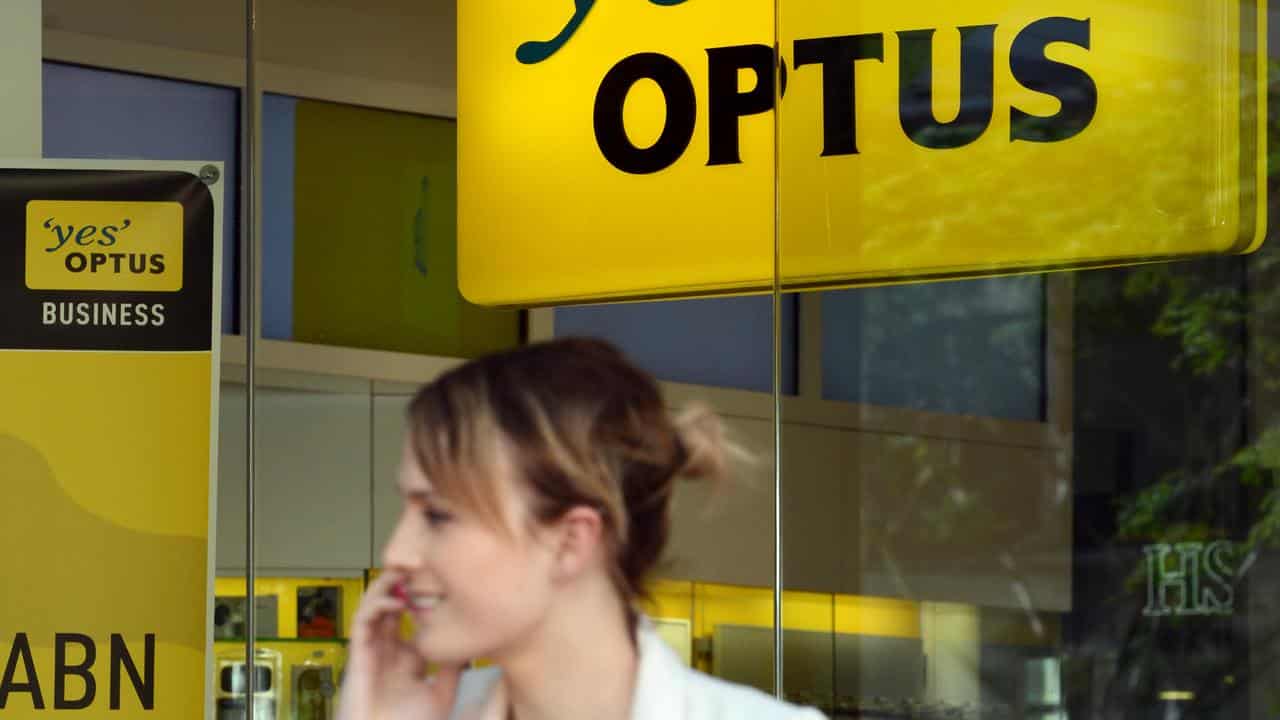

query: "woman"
left=338, top=338, right=826, bottom=720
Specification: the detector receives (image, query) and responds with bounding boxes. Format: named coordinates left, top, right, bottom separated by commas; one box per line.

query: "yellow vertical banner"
left=0, top=161, right=223, bottom=718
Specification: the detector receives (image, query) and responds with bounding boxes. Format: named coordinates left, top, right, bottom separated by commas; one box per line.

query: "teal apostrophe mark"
left=412, top=177, right=429, bottom=278
left=516, top=0, right=690, bottom=65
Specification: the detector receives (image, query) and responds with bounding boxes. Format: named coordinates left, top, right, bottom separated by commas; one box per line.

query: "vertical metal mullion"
left=771, top=0, right=785, bottom=700
left=243, top=0, right=259, bottom=718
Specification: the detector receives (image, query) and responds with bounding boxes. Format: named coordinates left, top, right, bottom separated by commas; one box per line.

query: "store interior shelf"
left=213, top=637, right=349, bottom=645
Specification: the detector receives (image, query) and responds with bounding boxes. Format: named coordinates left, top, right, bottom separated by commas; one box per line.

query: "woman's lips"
left=391, top=580, right=409, bottom=602
left=391, top=580, right=443, bottom=615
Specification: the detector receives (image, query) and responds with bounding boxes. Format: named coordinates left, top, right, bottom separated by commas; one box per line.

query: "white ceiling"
left=43, top=0, right=457, bottom=90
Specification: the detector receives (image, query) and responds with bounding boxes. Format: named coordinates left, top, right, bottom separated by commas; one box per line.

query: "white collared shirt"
left=447, top=617, right=828, bottom=720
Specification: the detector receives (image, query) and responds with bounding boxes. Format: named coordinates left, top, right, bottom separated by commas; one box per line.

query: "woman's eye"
left=423, top=508, right=453, bottom=526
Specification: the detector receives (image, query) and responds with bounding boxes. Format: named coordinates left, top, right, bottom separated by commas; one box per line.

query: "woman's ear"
left=551, top=505, right=606, bottom=580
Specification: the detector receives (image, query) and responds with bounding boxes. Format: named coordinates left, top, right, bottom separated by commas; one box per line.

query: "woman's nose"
left=381, top=510, right=422, bottom=570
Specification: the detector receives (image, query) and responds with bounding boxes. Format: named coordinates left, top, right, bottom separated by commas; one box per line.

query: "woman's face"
left=381, top=438, right=560, bottom=665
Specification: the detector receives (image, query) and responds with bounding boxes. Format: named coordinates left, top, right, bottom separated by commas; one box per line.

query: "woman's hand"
left=336, top=571, right=462, bottom=720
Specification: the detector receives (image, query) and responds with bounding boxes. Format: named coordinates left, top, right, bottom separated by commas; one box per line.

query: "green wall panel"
left=293, top=100, right=519, bottom=357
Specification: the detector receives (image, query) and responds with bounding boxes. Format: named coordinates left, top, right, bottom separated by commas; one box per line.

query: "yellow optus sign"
left=25, top=201, right=183, bottom=293
left=0, top=162, right=222, bottom=718
left=458, top=0, right=1266, bottom=306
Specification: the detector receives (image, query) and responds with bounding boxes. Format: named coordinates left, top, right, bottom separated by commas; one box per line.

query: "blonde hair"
left=405, top=337, right=730, bottom=632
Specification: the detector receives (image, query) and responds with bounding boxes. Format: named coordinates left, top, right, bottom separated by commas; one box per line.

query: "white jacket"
left=447, top=617, right=827, bottom=720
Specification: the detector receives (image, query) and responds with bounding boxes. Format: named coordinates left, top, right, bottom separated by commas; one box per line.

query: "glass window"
left=17, top=3, right=1276, bottom=720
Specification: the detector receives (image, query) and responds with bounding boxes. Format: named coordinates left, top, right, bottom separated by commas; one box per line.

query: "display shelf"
left=215, top=637, right=349, bottom=645
left=220, top=335, right=463, bottom=387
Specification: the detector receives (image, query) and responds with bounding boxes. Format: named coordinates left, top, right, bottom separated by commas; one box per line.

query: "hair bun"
left=672, top=403, right=740, bottom=484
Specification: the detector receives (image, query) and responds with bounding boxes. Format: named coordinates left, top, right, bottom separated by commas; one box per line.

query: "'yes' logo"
left=516, top=0, right=690, bottom=64
left=26, top=201, right=183, bottom=292
left=40, top=216, right=165, bottom=276
left=42, top=217, right=133, bottom=252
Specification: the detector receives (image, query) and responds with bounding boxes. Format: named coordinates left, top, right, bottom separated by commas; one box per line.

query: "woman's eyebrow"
left=397, top=487, right=436, bottom=503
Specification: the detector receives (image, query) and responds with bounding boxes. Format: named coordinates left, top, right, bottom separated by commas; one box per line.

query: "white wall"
left=922, top=603, right=981, bottom=708
left=1, top=0, right=41, bottom=155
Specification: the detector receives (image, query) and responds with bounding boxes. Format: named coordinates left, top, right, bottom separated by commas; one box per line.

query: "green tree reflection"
left=1063, top=59, right=1280, bottom=720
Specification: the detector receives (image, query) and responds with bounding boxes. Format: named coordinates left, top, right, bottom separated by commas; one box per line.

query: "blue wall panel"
left=261, top=93, right=297, bottom=340
left=822, top=277, right=1044, bottom=421
left=555, top=296, right=798, bottom=394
